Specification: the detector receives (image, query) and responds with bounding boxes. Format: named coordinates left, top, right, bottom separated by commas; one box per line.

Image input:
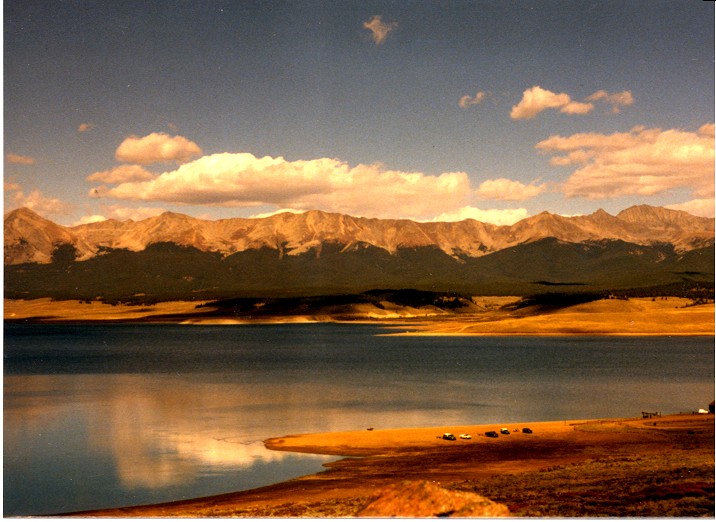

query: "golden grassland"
left=5, top=296, right=714, bottom=336
left=394, top=297, right=715, bottom=336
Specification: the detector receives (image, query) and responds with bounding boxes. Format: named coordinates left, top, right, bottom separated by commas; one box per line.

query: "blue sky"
left=4, top=0, right=714, bottom=225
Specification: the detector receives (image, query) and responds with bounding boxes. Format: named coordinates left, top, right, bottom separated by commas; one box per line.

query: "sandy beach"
left=75, top=413, right=714, bottom=517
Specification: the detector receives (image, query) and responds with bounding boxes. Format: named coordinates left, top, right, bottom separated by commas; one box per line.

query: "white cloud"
left=78, top=123, right=94, bottom=133
left=6, top=153, right=36, bottom=165
left=74, top=205, right=167, bottom=225
left=510, top=86, right=590, bottom=120
left=73, top=214, right=107, bottom=225
left=511, top=86, right=634, bottom=119
left=363, top=15, right=397, bottom=45
left=560, top=101, right=594, bottom=115
left=432, top=206, right=529, bottom=225
left=475, top=178, right=547, bottom=201
left=92, top=152, right=472, bottom=220
left=585, top=90, right=634, bottom=113
left=5, top=186, right=72, bottom=216
left=248, top=208, right=308, bottom=219
left=666, top=198, right=715, bottom=218
left=459, top=91, right=487, bottom=109
left=115, top=133, right=202, bottom=165
left=536, top=124, right=715, bottom=199
left=87, top=165, right=156, bottom=183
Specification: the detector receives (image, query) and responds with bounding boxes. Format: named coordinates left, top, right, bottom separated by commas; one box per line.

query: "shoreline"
left=4, top=297, right=714, bottom=336
left=72, top=413, right=714, bottom=517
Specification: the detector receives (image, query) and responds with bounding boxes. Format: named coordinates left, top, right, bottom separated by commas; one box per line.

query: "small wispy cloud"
left=78, top=122, right=94, bottom=133
left=458, top=91, right=487, bottom=109
left=6, top=153, right=36, bottom=165
left=363, top=15, right=397, bottom=46
left=585, top=90, right=634, bottom=113
left=87, top=164, right=156, bottom=184
left=475, top=178, right=547, bottom=201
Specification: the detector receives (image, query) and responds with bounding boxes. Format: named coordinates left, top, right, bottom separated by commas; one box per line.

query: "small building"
left=709, top=400, right=714, bottom=414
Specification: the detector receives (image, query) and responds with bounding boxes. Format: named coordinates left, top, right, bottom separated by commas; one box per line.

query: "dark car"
left=522, top=427, right=533, bottom=434
left=442, top=433, right=456, bottom=440
left=484, top=430, right=499, bottom=438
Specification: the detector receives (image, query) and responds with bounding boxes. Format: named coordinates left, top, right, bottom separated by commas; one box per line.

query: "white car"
left=459, top=433, right=472, bottom=439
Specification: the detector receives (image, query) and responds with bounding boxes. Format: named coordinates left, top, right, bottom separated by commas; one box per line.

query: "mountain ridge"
left=4, top=205, right=713, bottom=266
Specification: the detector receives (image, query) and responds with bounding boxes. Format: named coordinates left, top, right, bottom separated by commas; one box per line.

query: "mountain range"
left=4, top=205, right=714, bottom=302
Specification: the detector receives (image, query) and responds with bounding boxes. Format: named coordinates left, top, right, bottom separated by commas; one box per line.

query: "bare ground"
left=72, top=414, right=714, bottom=518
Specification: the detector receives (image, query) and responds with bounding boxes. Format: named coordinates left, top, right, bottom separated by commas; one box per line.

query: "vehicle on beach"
left=442, top=433, right=456, bottom=440
left=500, top=428, right=510, bottom=435
left=459, top=433, right=472, bottom=439
left=485, top=430, right=499, bottom=438
left=522, top=427, right=533, bottom=434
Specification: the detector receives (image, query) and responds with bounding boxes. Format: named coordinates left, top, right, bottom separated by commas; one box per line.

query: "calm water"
left=4, top=323, right=714, bottom=515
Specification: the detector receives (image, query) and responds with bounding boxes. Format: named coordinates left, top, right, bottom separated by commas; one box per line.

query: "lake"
left=4, top=323, right=714, bottom=515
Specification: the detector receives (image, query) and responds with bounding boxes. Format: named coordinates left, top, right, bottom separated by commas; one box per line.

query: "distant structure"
left=709, top=400, right=714, bottom=414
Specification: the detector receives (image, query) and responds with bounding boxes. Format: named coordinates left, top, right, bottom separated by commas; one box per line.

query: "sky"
left=3, top=0, right=715, bottom=226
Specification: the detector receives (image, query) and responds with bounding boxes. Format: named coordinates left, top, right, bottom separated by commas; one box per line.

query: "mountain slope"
left=4, top=206, right=713, bottom=301
left=4, top=205, right=714, bottom=266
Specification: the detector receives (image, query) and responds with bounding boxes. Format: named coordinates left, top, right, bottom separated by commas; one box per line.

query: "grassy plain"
left=5, top=296, right=714, bottom=336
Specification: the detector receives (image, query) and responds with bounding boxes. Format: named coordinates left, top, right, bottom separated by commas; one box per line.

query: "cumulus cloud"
left=91, top=152, right=472, bottom=220
left=74, top=205, right=167, bottom=225
left=74, top=214, right=107, bottom=225
left=87, top=165, right=156, bottom=183
left=510, top=86, right=591, bottom=119
left=78, top=122, right=94, bottom=132
left=115, top=132, right=202, bottom=165
left=665, top=199, right=714, bottom=218
left=459, top=91, right=487, bottom=109
left=475, top=178, right=547, bottom=201
left=585, top=90, right=634, bottom=113
left=249, top=208, right=308, bottom=219
left=432, top=206, right=529, bottom=225
left=511, top=86, right=634, bottom=119
left=536, top=124, right=715, bottom=199
left=363, top=15, right=397, bottom=45
left=6, top=153, right=36, bottom=165
left=5, top=185, right=72, bottom=215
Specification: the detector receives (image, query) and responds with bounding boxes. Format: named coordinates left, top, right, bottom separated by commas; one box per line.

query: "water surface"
left=4, top=324, right=714, bottom=515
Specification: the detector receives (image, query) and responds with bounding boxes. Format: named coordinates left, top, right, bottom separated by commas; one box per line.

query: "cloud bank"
left=115, top=133, right=202, bottom=165
left=92, top=152, right=474, bottom=220
left=363, top=15, right=397, bottom=45
left=537, top=124, right=715, bottom=199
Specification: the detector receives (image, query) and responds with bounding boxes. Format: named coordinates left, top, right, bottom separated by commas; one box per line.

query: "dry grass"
left=399, top=297, right=715, bottom=336
left=451, top=452, right=714, bottom=517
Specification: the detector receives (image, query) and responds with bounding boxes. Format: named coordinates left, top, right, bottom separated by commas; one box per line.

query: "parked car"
left=522, top=427, right=533, bottom=434
left=500, top=428, right=510, bottom=435
left=442, top=433, right=456, bottom=440
left=484, top=430, right=499, bottom=438
left=459, top=433, right=472, bottom=439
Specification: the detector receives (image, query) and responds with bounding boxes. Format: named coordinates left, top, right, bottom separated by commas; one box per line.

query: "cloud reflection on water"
left=5, top=372, right=446, bottom=490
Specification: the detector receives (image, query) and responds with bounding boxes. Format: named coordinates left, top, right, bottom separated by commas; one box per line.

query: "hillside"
left=4, top=206, right=714, bottom=301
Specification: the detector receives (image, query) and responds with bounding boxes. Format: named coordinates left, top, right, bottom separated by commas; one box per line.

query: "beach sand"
left=75, top=413, right=714, bottom=517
